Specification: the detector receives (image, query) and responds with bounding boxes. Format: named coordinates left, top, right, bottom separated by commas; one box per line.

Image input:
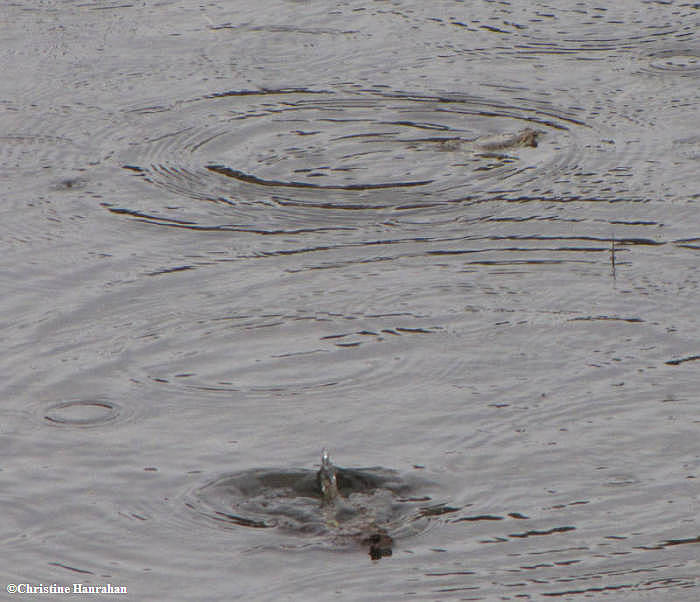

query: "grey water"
left=1, top=0, right=699, bottom=599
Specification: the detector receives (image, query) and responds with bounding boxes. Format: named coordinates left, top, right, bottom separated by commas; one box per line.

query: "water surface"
left=1, top=0, right=698, bottom=599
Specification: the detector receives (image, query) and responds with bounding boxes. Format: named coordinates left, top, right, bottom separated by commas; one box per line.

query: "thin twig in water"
left=610, top=235, right=616, bottom=280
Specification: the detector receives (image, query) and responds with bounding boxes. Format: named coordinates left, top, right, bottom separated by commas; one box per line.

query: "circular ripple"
left=0, top=134, right=88, bottom=171
left=115, top=88, right=597, bottom=231
left=480, top=2, right=692, bottom=54
left=0, top=409, right=35, bottom=437
left=0, top=109, right=120, bottom=175
left=137, top=91, right=575, bottom=196
left=43, top=399, right=122, bottom=428
left=673, top=136, right=700, bottom=161
left=645, top=50, right=700, bottom=76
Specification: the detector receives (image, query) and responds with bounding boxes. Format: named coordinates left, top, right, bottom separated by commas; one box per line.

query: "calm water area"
left=1, top=1, right=699, bottom=599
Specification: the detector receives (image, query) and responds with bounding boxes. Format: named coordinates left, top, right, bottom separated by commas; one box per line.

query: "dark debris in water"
left=665, top=354, right=700, bottom=366
left=453, top=514, right=504, bottom=522
left=213, top=510, right=270, bottom=529
left=418, top=504, right=461, bottom=517
left=665, top=535, right=700, bottom=546
left=654, top=535, right=700, bottom=549
left=206, top=163, right=433, bottom=191
left=48, top=562, right=94, bottom=575
left=509, top=526, right=576, bottom=538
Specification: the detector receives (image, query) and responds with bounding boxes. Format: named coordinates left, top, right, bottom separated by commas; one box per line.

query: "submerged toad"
left=406, top=127, right=543, bottom=154
left=317, top=449, right=394, bottom=559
